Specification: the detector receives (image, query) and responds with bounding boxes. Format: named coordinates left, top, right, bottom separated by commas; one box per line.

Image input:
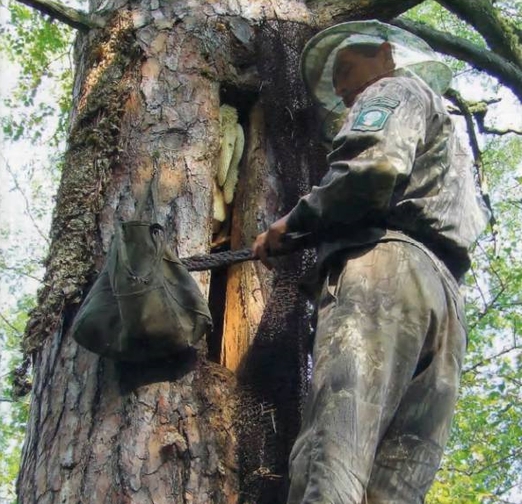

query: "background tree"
left=0, top=0, right=521, bottom=503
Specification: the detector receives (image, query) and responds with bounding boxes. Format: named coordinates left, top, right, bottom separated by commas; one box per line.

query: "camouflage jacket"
left=286, top=73, right=490, bottom=279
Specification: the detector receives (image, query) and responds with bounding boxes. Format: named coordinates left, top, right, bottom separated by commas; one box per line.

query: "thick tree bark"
left=20, top=4, right=238, bottom=502
left=18, top=1, right=435, bottom=503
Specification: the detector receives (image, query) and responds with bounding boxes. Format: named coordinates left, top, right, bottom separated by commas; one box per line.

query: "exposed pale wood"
left=221, top=105, right=276, bottom=372
left=221, top=262, right=265, bottom=371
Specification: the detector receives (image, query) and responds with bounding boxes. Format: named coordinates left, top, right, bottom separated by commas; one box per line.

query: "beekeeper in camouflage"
left=253, top=20, right=490, bottom=504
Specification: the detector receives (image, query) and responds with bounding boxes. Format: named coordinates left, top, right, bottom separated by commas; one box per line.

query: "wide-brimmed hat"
left=300, top=20, right=452, bottom=115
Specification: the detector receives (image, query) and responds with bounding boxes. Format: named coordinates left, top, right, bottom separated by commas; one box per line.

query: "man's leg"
left=365, top=249, right=466, bottom=503
left=286, top=241, right=465, bottom=504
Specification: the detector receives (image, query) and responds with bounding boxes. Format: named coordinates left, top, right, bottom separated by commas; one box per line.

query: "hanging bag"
left=71, top=172, right=212, bottom=361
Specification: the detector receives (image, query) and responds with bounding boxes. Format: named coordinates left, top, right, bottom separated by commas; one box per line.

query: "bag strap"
left=135, top=165, right=160, bottom=222
left=116, top=223, right=166, bottom=283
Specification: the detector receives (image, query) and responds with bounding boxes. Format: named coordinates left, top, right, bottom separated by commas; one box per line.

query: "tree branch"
left=1, top=155, right=50, bottom=246
left=468, top=282, right=506, bottom=331
left=16, top=0, right=105, bottom=31
left=448, top=97, right=500, bottom=116
left=392, top=18, right=522, bottom=103
left=436, top=0, right=522, bottom=68
left=475, top=116, right=522, bottom=136
left=449, top=98, right=522, bottom=135
left=0, top=264, right=43, bottom=284
left=463, top=344, right=520, bottom=374
left=469, top=263, right=488, bottom=309
left=307, top=0, right=424, bottom=28
left=478, top=124, right=522, bottom=136
left=445, top=88, right=497, bottom=230
left=0, top=312, right=23, bottom=337
left=462, top=448, right=522, bottom=477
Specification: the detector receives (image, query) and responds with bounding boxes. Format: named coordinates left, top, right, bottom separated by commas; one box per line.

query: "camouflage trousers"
left=286, top=239, right=467, bottom=504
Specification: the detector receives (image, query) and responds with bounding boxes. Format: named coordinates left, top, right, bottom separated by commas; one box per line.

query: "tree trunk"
left=18, top=1, right=421, bottom=503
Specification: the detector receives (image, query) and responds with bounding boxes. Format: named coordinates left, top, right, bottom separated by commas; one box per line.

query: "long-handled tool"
left=180, top=232, right=315, bottom=272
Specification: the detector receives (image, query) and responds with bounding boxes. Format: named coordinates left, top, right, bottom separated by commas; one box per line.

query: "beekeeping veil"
left=300, top=20, right=452, bottom=124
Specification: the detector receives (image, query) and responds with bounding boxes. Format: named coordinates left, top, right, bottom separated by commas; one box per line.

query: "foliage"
left=405, top=1, right=485, bottom=76
left=0, top=0, right=72, bottom=300
left=0, top=2, right=73, bottom=502
left=0, top=298, right=32, bottom=503
left=405, top=4, right=522, bottom=501
left=429, top=135, right=522, bottom=502
left=0, top=1, right=73, bottom=145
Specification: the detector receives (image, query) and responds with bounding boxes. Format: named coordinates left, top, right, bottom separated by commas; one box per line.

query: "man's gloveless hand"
left=252, top=215, right=289, bottom=269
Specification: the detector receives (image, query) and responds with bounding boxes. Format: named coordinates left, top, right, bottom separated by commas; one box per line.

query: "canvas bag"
left=71, top=175, right=212, bottom=361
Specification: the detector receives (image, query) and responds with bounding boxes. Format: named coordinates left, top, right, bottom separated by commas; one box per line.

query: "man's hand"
left=252, top=215, right=289, bottom=269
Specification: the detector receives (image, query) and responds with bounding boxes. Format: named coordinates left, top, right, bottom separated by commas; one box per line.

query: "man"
left=252, top=21, right=489, bottom=504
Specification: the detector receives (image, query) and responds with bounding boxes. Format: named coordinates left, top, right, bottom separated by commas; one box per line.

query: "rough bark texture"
left=18, top=1, right=426, bottom=503
left=21, top=338, right=238, bottom=503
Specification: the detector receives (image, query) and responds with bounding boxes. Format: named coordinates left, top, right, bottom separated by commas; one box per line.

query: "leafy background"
left=0, top=2, right=73, bottom=500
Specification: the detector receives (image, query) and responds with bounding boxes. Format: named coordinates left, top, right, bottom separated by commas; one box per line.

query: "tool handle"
left=180, top=232, right=315, bottom=271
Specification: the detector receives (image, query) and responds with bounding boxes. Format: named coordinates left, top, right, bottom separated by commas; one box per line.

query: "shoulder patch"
left=352, top=107, right=392, bottom=132
left=351, top=96, right=400, bottom=132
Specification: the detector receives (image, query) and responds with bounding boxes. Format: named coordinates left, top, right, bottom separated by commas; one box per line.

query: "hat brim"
left=300, top=20, right=452, bottom=114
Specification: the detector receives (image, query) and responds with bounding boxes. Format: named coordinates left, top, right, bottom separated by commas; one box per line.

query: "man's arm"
left=253, top=78, right=428, bottom=267
left=287, top=79, right=428, bottom=234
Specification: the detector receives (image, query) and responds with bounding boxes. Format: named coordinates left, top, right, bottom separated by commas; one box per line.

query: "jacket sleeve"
left=286, top=79, right=428, bottom=234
